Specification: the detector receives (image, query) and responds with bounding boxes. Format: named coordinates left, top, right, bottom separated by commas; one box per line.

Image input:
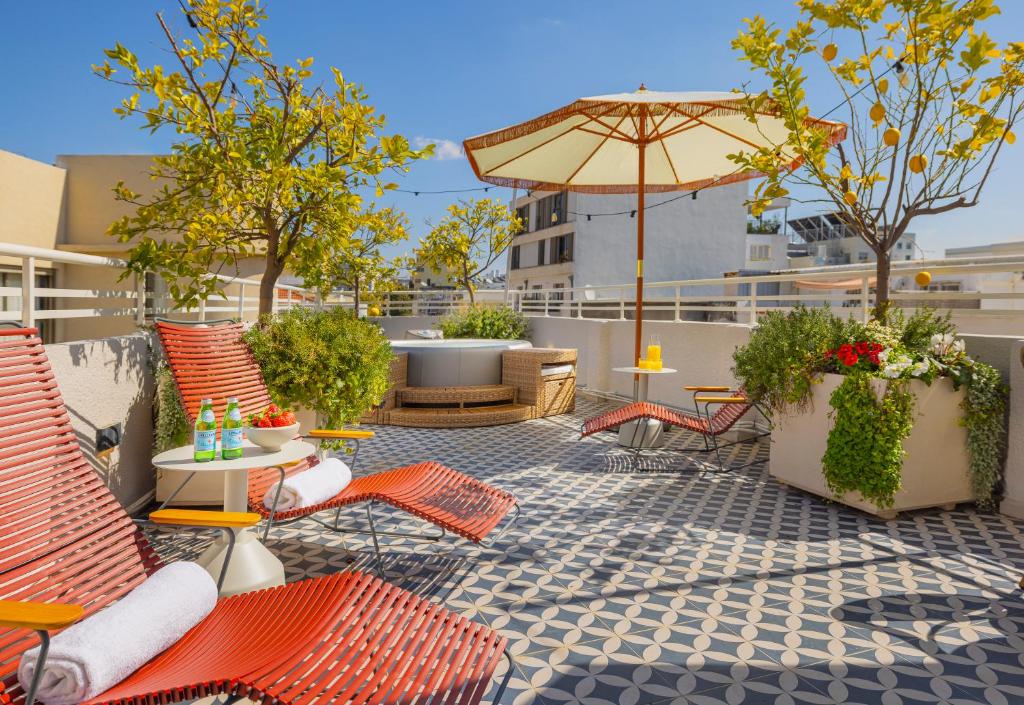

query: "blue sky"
left=2, top=1, right=1022, bottom=259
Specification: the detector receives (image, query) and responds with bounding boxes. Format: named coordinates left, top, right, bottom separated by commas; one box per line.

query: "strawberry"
left=270, top=414, right=292, bottom=427
left=256, top=417, right=272, bottom=428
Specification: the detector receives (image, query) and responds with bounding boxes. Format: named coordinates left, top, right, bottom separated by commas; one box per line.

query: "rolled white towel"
left=263, top=457, right=352, bottom=512
left=18, top=562, right=217, bottom=705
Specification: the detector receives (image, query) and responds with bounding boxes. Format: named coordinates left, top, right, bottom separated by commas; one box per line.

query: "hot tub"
left=389, top=338, right=533, bottom=387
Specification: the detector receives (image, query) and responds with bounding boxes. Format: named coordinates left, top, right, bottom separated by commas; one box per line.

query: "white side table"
left=611, top=367, right=678, bottom=448
left=152, top=439, right=315, bottom=595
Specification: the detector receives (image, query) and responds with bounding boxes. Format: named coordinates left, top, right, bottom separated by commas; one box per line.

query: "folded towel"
left=18, top=562, right=217, bottom=705
left=541, top=363, right=575, bottom=377
left=263, top=457, right=352, bottom=512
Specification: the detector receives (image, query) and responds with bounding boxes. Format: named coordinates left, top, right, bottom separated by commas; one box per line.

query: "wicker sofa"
left=501, top=348, right=577, bottom=419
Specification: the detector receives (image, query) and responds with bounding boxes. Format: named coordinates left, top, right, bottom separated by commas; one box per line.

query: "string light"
left=382, top=57, right=909, bottom=219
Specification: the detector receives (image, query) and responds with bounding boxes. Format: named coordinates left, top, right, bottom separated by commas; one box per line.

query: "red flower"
left=870, top=343, right=883, bottom=353
left=839, top=343, right=853, bottom=357
left=856, top=342, right=870, bottom=355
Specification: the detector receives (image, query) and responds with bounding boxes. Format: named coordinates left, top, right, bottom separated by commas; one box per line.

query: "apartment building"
left=0, top=149, right=268, bottom=342
left=506, top=182, right=753, bottom=298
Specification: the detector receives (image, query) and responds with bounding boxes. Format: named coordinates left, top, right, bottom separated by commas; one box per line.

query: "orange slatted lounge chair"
left=0, top=325, right=511, bottom=705
left=580, top=386, right=769, bottom=471
left=154, top=319, right=520, bottom=573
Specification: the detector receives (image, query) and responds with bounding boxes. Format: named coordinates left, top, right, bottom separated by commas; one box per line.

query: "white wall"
left=530, top=317, right=751, bottom=409
left=46, top=333, right=155, bottom=511
left=574, top=182, right=747, bottom=292
left=1001, top=340, right=1024, bottom=520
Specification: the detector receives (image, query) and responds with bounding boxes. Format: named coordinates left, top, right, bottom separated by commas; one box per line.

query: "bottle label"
left=200, top=409, right=215, bottom=424
left=228, top=408, right=242, bottom=422
left=194, top=429, right=216, bottom=452
left=223, top=427, right=243, bottom=450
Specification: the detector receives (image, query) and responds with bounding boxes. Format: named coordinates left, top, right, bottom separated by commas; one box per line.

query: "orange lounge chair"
left=580, top=386, right=769, bottom=471
left=154, top=319, right=520, bottom=572
left=0, top=326, right=510, bottom=705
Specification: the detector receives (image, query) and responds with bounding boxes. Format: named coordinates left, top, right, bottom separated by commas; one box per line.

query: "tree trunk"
left=463, top=264, right=475, bottom=306
left=353, top=276, right=361, bottom=315
left=258, top=256, right=285, bottom=318
left=873, top=248, right=891, bottom=320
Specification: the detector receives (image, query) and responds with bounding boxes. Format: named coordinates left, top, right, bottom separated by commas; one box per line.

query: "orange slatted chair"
left=580, top=386, right=769, bottom=471
left=0, top=326, right=511, bottom=705
left=154, top=319, right=520, bottom=572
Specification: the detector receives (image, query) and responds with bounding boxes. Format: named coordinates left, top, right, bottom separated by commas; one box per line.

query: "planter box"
left=770, top=373, right=972, bottom=518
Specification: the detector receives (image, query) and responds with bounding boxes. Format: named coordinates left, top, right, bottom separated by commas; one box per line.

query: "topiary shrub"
left=244, top=307, right=393, bottom=428
left=440, top=306, right=529, bottom=340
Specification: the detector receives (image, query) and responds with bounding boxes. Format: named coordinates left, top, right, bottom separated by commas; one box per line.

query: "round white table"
left=611, top=366, right=678, bottom=448
left=152, top=439, right=315, bottom=595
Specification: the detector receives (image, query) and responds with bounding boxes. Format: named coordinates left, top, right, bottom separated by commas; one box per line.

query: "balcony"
left=4, top=243, right=1024, bottom=705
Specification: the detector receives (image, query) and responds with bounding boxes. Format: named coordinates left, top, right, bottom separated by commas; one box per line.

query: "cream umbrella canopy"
left=464, top=86, right=846, bottom=369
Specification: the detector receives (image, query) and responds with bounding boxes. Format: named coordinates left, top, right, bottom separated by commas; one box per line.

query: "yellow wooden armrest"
left=308, top=429, right=375, bottom=440
left=149, top=509, right=262, bottom=529
left=684, top=385, right=732, bottom=392
left=694, top=395, right=748, bottom=404
left=0, top=600, right=84, bottom=631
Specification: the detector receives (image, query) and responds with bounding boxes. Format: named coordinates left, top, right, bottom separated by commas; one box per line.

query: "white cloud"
left=414, top=136, right=463, bottom=161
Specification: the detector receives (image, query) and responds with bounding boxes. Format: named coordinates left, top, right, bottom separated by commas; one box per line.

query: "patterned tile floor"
left=157, top=395, right=1024, bottom=705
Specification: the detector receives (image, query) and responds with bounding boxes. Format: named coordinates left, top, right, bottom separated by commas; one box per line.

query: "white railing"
left=0, top=243, right=315, bottom=330
left=348, top=254, right=1024, bottom=324
left=6, top=241, right=1024, bottom=337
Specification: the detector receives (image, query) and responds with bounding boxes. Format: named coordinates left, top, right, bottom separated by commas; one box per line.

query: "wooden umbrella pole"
left=633, top=106, right=647, bottom=394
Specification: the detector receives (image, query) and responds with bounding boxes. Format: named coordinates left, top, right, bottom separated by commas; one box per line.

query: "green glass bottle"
left=221, top=397, right=243, bottom=460
left=193, top=398, right=217, bottom=462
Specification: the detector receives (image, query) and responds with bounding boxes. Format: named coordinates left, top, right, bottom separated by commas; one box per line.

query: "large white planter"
left=770, top=373, right=973, bottom=519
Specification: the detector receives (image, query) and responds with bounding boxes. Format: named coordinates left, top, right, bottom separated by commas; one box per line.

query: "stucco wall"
left=574, top=182, right=747, bottom=293
left=1000, top=340, right=1024, bottom=520
left=46, top=333, right=155, bottom=511
left=0, top=149, right=66, bottom=254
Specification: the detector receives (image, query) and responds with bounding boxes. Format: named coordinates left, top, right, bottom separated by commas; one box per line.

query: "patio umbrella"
left=463, top=86, right=846, bottom=368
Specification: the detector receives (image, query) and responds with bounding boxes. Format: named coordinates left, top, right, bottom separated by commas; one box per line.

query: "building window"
left=550, top=232, right=574, bottom=263
left=858, top=251, right=869, bottom=262
left=534, top=191, right=566, bottom=231
left=552, top=282, right=565, bottom=301
left=748, top=244, right=771, bottom=261
left=515, top=205, right=530, bottom=234
left=537, top=240, right=546, bottom=266
left=0, top=268, right=56, bottom=343
left=510, top=245, right=520, bottom=270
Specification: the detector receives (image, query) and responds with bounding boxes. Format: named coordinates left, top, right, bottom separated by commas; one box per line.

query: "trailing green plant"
left=154, top=363, right=189, bottom=455
left=244, top=307, right=393, bottom=429
left=733, top=306, right=1009, bottom=509
left=822, top=374, right=916, bottom=509
left=960, top=362, right=1008, bottom=508
left=440, top=306, right=529, bottom=340
left=732, top=305, right=861, bottom=410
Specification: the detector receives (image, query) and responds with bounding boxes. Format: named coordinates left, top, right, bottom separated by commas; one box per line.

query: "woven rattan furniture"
left=0, top=326, right=511, bottom=705
left=502, top=348, right=577, bottom=419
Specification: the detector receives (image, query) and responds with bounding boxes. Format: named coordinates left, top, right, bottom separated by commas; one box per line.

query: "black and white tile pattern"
left=156, top=396, right=1024, bottom=705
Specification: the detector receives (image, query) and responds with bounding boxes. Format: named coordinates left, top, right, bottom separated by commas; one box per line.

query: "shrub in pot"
left=440, top=306, right=529, bottom=340
left=244, top=307, right=393, bottom=430
left=734, top=307, right=1007, bottom=514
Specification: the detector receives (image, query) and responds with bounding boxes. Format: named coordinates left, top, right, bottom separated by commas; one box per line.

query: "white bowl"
left=244, top=423, right=300, bottom=452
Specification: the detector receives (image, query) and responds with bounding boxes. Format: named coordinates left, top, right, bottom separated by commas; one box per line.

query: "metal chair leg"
left=261, top=465, right=287, bottom=542
left=365, top=501, right=385, bottom=578
left=24, top=631, right=49, bottom=705
left=491, top=646, right=515, bottom=704
left=215, top=527, right=237, bottom=593
left=477, top=502, right=521, bottom=549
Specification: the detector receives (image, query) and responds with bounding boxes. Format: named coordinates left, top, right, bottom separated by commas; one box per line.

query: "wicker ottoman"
left=502, top=348, right=577, bottom=419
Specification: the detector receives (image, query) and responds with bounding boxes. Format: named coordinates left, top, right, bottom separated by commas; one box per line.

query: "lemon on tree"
left=915, top=271, right=932, bottom=287
left=883, top=127, right=901, bottom=146
left=822, top=43, right=838, bottom=61
left=869, top=102, right=886, bottom=122
left=909, top=154, right=928, bottom=173
left=844, top=190, right=858, bottom=205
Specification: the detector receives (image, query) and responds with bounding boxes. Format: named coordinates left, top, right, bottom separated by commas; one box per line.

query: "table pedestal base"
left=617, top=418, right=665, bottom=449
left=196, top=528, right=285, bottom=596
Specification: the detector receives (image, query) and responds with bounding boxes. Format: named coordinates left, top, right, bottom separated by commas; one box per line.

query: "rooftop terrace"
left=149, top=395, right=1024, bottom=705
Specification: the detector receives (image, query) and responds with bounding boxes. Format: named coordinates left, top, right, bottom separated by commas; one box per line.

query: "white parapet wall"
left=1001, top=340, right=1024, bottom=520
left=46, top=333, right=155, bottom=512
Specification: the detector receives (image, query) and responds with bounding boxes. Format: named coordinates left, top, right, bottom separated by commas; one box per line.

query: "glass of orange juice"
left=646, top=334, right=662, bottom=364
